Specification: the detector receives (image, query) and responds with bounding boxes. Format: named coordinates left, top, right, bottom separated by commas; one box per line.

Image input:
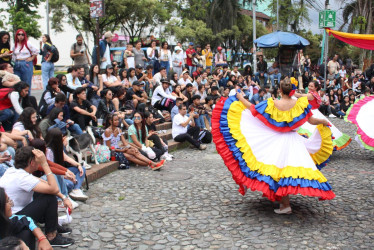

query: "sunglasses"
left=134, top=116, right=142, bottom=120
left=17, top=33, right=25, bottom=36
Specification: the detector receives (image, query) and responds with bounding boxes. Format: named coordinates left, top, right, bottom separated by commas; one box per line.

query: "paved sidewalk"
left=62, top=118, right=374, bottom=249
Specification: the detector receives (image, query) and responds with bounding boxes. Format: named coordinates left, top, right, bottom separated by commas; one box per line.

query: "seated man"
left=171, top=98, right=183, bottom=121
left=250, top=88, right=265, bottom=105
left=178, top=70, right=192, bottom=90
left=189, top=95, right=206, bottom=129
left=182, top=83, right=194, bottom=107
left=69, top=87, right=97, bottom=130
left=151, top=79, right=176, bottom=113
left=0, top=147, right=74, bottom=247
left=66, top=66, right=81, bottom=90
left=267, top=62, right=281, bottom=88
left=126, top=81, right=148, bottom=111
left=172, top=104, right=206, bottom=150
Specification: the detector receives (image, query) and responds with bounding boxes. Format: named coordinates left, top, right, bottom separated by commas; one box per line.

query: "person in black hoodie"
left=0, top=31, right=12, bottom=65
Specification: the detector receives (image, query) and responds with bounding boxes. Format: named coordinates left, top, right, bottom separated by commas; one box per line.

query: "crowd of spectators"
left=0, top=28, right=373, bottom=249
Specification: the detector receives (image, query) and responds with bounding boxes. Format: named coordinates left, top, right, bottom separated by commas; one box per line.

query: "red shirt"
left=186, top=48, right=196, bottom=66
left=192, top=70, right=201, bottom=79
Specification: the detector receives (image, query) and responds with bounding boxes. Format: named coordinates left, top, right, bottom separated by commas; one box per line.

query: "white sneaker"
left=68, top=197, right=79, bottom=209
left=83, top=163, right=91, bottom=170
left=69, top=189, right=88, bottom=201
left=58, top=201, right=66, bottom=212
left=166, top=152, right=174, bottom=158
left=160, top=153, right=167, bottom=160
left=328, top=114, right=336, bottom=118
left=165, top=155, right=173, bottom=161
left=199, top=144, right=207, bottom=150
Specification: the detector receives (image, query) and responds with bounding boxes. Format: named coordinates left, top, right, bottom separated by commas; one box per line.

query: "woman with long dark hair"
left=40, top=34, right=55, bottom=89
left=45, top=128, right=88, bottom=201
left=101, top=64, right=121, bottom=90
left=69, top=87, right=97, bottom=130
left=96, top=88, right=116, bottom=121
left=12, top=107, right=42, bottom=141
left=0, top=31, right=12, bottom=65
left=243, top=65, right=253, bottom=77
left=119, top=68, right=130, bottom=88
left=12, top=29, right=38, bottom=90
left=104, top=114, right=165, bottom=170
left=159, top=41, right=172, bottom=75
left=0, top=187, right=52, bottom=249
left=56, top=74, right=74, bottom=98
left=38, top=77, right=62, bottom=118
left=9, top=81, right=38, bottom=117
left=86, top=64, right=103, bottom=107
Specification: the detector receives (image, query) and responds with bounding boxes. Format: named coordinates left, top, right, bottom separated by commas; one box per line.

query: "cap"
left=135, top=64, right=143, bottom=69
left=104, top=31, right=113, bottom=38
left=161, top=78, right=171, bottom=84
left=174, top=46, right=182, bottom=51
left=132, top=80, right=144, bottom=86
left=182, top=70, right=189, bottom=75
left=189, top=42, right=194, bottom=46
left=217, top=46, right=222, bottom=51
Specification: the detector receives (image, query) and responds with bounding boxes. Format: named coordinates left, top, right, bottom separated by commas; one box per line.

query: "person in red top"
left=192, top=64, right=203, bottom=79
left=185, top=42, right=196, bottom=76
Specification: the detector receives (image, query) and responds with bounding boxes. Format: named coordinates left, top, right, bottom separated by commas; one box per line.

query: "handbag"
left=141, top=145, right=156, bottom=160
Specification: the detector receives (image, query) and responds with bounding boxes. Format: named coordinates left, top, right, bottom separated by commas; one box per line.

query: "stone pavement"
left=60, top=118, right=374, bottom=249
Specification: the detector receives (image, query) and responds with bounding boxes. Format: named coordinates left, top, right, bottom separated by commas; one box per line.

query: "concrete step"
left=158, top=129, right=173, bottom=141
left=85, top=161, right=119, bottom=184
left=155, top=122, right=172, bottom=131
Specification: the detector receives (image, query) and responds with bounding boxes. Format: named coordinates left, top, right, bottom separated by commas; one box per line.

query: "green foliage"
left=0, top=0, right=44, bottom=39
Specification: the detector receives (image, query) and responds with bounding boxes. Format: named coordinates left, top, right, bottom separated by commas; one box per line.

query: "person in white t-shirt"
left=172, top=104, right=207, bottom=150
left=231, top=65, right=241, bottom=77
left=338, top=65, right=347, bottom=79
left=101, top=65, right=122, bottom=89
left=0, top=147, right=74, bottom=246
left=151, top=79, right=176, bottom=112
left=178, top=71, right=192, bottom=89
left=99, top=32, right=113, bottom=70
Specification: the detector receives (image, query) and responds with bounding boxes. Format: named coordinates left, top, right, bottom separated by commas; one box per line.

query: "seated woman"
left=86, top=64, right=103, bottom=107
left=56, top=74, right=74, bottom=102
left=0, top=63, right=20, bottom=87
left=96, top=89, right=116, bottom=123
left=69, top=87, right=97, bottom=131
left=103, top=114, right=165, bottom=170
left=12, top=107, right=42, bottom=142
left=0, top=147, right=74, bottom=247
left=112, top=88, right=133, bottom=128
left=38, top=77, right=63, bottom=118
left=101, top=65, right=122, bottom=92
left=171, top=85, right=188, bottom=104
left=119, top=68, right=130, bottom=89
left=144, top=111, right=172, bottom=160
left=9, top=81, right=37, bottom=115
left=45, top=128, right=88, bottom=201
left=39, top=107, right=82, bottom=138
left=128, top=112, right=164, bottom=161
left=0, top=187, right=53, bottom=250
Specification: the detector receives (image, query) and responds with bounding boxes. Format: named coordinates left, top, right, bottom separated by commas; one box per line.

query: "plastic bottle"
left=111, top=146, right=116, bottom=161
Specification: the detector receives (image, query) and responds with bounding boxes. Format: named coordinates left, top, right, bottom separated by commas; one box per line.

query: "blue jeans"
left=254, top=72, right=268, bottom=86
left=269, top=73, right=281, bottom=87
left=41, top=62, right=55, bottom=89
left=0, top=108, right=18, bottom=131
left=41, top=175, right=68, bottom=201
left=65, top=166, right=86, bottom=192
left=160, top=61, right=170, bottom=76
left=68, top=123, right=83, bottom=135
left=337, top=111, right=345, bottom=117
left=194, top=115, right=205, bottom=129
left=203, top=114, right=211, bottom=127
left=14, top=60, right=34, bottom=92
left=189, top=66, right=196, bottom=76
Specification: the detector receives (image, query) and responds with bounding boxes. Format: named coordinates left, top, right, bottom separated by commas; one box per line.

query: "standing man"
left=70, top=34, right=90, bottom=76
left=186, top=42, right=196, bottom=76
left=254, top=55, right=268, bottom=86
left=327, top=55, right=340, bottom=80
left=92, top=31, right=113, bottom=71
left=202, top=44, right=213, bottom=71
left=267, top=62, right=281, bottom=88
left=215, top=47, right=227, bottom=67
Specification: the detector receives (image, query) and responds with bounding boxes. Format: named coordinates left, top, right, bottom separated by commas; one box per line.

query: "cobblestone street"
left=64, top=118, right=374, bottom=249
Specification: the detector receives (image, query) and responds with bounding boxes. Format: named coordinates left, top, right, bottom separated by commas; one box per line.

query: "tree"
left=0, top=0, right=44, bottom=38
left=268, top=0, right=310, bottom=33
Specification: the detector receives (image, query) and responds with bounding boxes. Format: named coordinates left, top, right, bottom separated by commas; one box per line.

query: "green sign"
left=319, top=10, right=336, bottom=28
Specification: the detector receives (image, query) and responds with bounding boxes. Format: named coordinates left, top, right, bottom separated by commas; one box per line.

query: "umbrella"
left=254, top=31, right=310, bottom=48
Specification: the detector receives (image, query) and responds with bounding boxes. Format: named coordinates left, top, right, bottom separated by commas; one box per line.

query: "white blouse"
left=12, top=42, right=38, bottom=61
left=159, top=49, right=172, bottom=66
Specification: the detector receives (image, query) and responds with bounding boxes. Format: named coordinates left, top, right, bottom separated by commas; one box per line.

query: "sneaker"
left=58, top=201, right=66, bottom=212
left=83, top=163, right=92, bottom=170
left=166, top=152, right=174, bottom=158
left=49, top=234, right=74, bottom=248
left=57, top=224, right=72, bottom=235
left=328, top=114, right=336, bottom=118
left=160, top=153, right=168, bottom=160
left=69, top=189, right=88, bottom=202
left=68, top=197, right=79, bottom=209
left=165, top=155, right=173, bottom=161
left=199, top=144, right=207, bottom=150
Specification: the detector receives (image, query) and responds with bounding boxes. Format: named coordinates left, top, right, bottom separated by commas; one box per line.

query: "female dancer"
left=212, top=80, right=335, bottom=214
left=295, top=80, right=351, bottom=150
left=345, top=95, right=374, bottom=151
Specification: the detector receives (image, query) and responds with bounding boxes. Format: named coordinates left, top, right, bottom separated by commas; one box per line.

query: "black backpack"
left=46, top=42, right=59, bottom=63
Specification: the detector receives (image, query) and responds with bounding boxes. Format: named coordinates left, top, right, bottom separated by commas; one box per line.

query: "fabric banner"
left=326, top=28, right=374, bottom=50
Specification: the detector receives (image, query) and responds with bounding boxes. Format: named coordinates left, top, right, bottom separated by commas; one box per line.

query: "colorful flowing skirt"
left=345, top=95, right=374, bottom=151
left=212, top=96, right=335, bottom=201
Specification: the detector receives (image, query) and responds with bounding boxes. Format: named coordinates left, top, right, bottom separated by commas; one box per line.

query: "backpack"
left=91, top=144, right=110, bottom=163
left=71, top=43, right=77, bottom=61
left=46, top=42, right=59, bottom=63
